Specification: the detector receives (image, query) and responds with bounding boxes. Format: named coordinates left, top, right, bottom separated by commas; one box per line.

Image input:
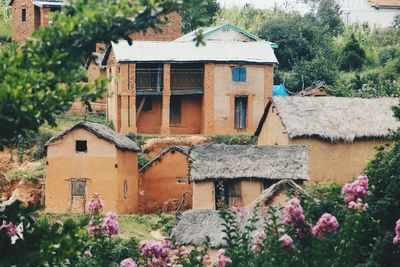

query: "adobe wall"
left=117, top=149, right=139, bottom=214
left=11, top=0, right=37, bottom=42
left=45, top=129, right=120, bottom=213
left=139, top=151, right=192, bottom=213
left=212, top=64, right=273, bottom=134
left=241, top=180, right=262, bottom=206
left=257, top=108, right=391, bottom=184
left=192, top=181, right=215, bottom=209
left=170, top=95, right=202, bottom=134
left=137, top=96, right=162, bottom=134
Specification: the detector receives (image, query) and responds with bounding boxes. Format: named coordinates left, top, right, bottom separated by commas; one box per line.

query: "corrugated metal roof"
left=110, top=40, right=278, bottom=64
left=32, top=1, right=64, bottom=8
left=369, top=0, right=400, bottom=8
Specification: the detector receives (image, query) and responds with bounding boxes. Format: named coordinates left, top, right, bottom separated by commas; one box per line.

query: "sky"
left=217, top=0, right=312, bottom=13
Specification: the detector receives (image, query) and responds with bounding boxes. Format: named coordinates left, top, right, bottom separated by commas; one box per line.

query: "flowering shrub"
left=279, top=234, right=295, bottom=250
left=393, top=219, right=400, bottom=245
left=120, top=257, right=137, bottom=267
left=311, top=213, right=339, bottom=239
left=283, top=197, right=305, bottom=226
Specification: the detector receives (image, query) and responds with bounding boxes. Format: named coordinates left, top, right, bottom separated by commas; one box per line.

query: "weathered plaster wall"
left=117, top=150, right=139, bottom=214
left=241, top=180, right=262, bottom=206
left=192, top=181, right=215, bottom=209
left=257, top=108, right=391, bottom=184
left=45, top=129, right=138, bottom=214
left=212, top=64, right=273, bottom=134
left=139, top=151, right=192, bottom=213
left=206, top=28, right=253, bottom=42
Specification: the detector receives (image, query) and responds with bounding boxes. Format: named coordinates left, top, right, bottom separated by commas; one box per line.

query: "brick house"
left=8, top=0, right=64, bottom=42
left=101, top=40, right=277, bottom=135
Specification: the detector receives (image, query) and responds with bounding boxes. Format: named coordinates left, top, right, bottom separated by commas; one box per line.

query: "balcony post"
left=120, top=63, right=137, bottom=134
left=161, top=64, right=171, bottom=135
left=202, top=63, right=214, bottom=134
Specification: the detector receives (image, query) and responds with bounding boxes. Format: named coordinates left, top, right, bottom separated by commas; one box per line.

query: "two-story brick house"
left=101, top=40, right=277, bottom=135
left=7, top=0, right=64, bottom=42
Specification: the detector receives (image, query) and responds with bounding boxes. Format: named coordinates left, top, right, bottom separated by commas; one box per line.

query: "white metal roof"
left=110, top=40, right=278, bottom=64
left=32, top=0, right=64, bottom=7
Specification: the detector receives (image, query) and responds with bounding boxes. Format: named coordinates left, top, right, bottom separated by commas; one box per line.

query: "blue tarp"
left=273, top=84, right=288, bottom=96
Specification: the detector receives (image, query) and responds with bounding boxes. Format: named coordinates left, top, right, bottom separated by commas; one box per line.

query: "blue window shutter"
left=232, top=68, right=240, bottom=82
left=240, top=68, right=246, bottom=82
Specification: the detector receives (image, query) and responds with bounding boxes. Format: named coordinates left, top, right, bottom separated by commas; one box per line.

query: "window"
left=234, top=97, right=247, bottom=129
left=136, top=96, right=152, bottom=112
left=75, top=140, right=87, bottom=153
left=21, top=8, right=27, bottom=22
left=71, top=181, right=86, bottom=196
left=176, top=177, right=186, bottom=184
left=262, top=180, right=276, bottom=191
left=170, top=96, right=181, bottom=124
left=124, top=181, right=128, bottom=199
left=215, top=180, right=242, bottom=210
left=232, top=67, right=246, bottom=82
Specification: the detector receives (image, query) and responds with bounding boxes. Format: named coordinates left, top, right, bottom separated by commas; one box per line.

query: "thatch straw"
left=45, top=121, right=140, bottom=152
left=189, top=144, right=309, bottom=182
left=257, top=97, right=400, bottom=143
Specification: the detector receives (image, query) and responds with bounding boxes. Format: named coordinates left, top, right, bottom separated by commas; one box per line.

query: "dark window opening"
left=76, top=140, right=87, bottom=153
left=71, top=181, right=86, bottom=196
left=262, top=180, right=276, bottom=191
left=21, top=8, right=27, bottom=22
left=232, top=67, right=246, bottom=82
left=215, top=180, right=242, bottom=210
left=234, top=97, right=247, bottom=129
left=170, top=96, right=181, bottom=124
left=136, top=96, right=153, bottom=112
left=136, top=63, right=163, bottom=91
left=176, top=177, right=186, bottom=184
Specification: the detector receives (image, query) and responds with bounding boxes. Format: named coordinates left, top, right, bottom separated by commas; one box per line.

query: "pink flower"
left=348, top=198, right=368, bottom=212
left=0, top=221, right=23, bottom=244
left=342, top=176, right=368, bottom=203
left=283, top=197, right=305, bottom=226
left=393, top=219, right=400, bottom=245
left=87, top=220, right=96, bottom=235
left=87, top=193, right=104, bottom=214
left=139, top=239, right=172, bottom=266
left=120, top=257, right=137, bottom=267
left=312, top=213, right=339, bottom=239
left=84, top=250, right=93, bottom=257
left=279, top=234, right=295, bottom=250
left=251, top=230, right=266, bottom=252
left=217, top=249, right=232, bottom=267
left=101, top=212, right=119, bottom=236
left=203, top=254, right=212, bottom=265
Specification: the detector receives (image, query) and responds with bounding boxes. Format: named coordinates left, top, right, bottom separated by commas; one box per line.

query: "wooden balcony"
left=171, top=69, right=204, bottom=95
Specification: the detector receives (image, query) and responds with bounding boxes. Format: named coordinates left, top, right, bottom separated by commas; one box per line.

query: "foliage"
left=0, top=0, right=207, bottom=147
left=5, top=161, right=45, bottom=180
left=393, top=14, right=400, bottom=29
left=0, top=0, right=11, bottom=38
left=181, top=0, right=220, bottom=34
left=316, top=0, right=344, bottom=36
left=339, top=33, right=366, bottom=71
left=211, top=134, right=256, bottom=145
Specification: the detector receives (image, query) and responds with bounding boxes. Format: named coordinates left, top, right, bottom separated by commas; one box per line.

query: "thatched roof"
left=189, top=144, right=309, bottom=182
left=172, top=180, right=312, bottom=248
left=171, top=209, right=226, bottom=248
left=45, top=121, right=140, bottom=152
left=255, top=97, right=400, bottom=143
left=140, top=146, right=189, bottom=172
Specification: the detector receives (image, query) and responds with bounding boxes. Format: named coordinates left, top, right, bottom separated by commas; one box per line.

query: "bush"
left=378, top=45, right=400, bottom=65
left=339, top=33, right=366, bottom=71
left=211, top=134, right=256, bottom=145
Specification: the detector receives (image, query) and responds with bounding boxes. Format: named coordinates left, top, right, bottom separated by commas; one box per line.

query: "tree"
left=339, top=33, right=366, bottom=71
left=316, top=0, right=344, bottom=36
left=393, top=14, right=400, bottom=29
left=181, top=0, right=220, bottom=33
left=0, top=0, right=207, bottom=147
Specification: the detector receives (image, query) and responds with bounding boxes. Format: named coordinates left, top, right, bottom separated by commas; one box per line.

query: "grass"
left=43, top=213, right=175, bottom=240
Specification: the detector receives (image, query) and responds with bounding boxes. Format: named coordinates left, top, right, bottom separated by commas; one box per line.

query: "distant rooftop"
left=8, top=0, right=64, bottom=7
left=103, top=40, right=278, bottom=65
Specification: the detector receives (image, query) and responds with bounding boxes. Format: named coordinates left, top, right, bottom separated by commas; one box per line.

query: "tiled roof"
left=369, top=0, right=400, bottom=8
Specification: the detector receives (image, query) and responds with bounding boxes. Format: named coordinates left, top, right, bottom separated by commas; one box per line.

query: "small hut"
left=255, top=96, right=400, bottom=183
left=139, top=146, right=192, bottom=213
left=189, top=144, right=309, bottom=210
left=45, top=121, right=140, bottom=214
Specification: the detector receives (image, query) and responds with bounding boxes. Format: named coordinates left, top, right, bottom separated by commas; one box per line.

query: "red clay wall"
left=139, top=151, right=192, bottom=213
left=137, top=96, right=162, bottom=134
left=170, top=95, right=202, bottom=134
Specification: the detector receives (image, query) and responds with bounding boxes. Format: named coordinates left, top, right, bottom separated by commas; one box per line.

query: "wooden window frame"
left=234, top=96, right=248, bottom=129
